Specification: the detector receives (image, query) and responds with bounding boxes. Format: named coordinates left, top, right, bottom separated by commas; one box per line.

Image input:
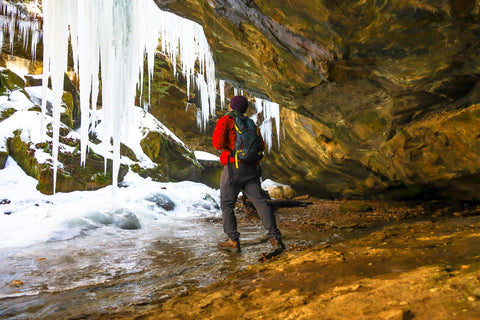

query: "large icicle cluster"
left=0, top=0, right=41, bottom=60
left=0, top=0, right=283, bottom=192
left=41, top=0, right=217, bottom=192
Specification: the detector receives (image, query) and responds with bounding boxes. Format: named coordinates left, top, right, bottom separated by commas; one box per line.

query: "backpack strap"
left=227, top=111, right=244, bottom=170
left=232, top=121, right=243, bottom=169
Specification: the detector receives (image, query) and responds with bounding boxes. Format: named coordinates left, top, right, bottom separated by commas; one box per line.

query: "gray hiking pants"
left=220, top=162, right=282, bottom=241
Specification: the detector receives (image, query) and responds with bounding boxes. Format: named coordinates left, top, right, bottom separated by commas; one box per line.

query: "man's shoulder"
left=218, top=114, right=235, bottom=123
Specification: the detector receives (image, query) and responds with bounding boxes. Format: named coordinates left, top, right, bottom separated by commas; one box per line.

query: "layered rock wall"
left=155, top=0, right=480, bottom=200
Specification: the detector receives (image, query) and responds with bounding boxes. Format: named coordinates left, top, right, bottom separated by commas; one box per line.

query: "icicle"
left=259, top=100, right=281, bottom=151
left=0, top=4, right=4, bottom=53
left=30, top=20, right=40, bottom=61
left=265, top=100, right=281, bottom=149
left=260, top=118, right=273, bottom=151
left=251, top=96, right=281, bottom=152
left=7, top=2, right=15, bottom=53
left=42, top=0, right=70, bottom=193
left=0, top=0, right=283, bottom=193
left=254, top=97, right=264, bottom=114
left=33, top=0, right=37, bottom=19
left=196, top=73, right=210, bottom=129
left=18, top=19, right=29, bottom=49
left=70, top=0, right=100, bottom=166
left=219, top=80, right=225, bottom=109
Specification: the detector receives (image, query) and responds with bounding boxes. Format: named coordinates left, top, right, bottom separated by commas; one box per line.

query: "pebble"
left=378, top=308, right=413, bottom=320
left=333, top=284, right=360, bottom=293
left=10, top=279, right=24, bottom=287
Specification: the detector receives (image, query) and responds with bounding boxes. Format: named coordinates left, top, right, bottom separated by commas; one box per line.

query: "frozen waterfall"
left=41, top=0, right=218, bottom=191
left=1, top=0, right=282, bottom=192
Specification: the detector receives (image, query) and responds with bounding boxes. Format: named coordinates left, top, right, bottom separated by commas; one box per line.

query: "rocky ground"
left=131, top=198, right=480, bottom=319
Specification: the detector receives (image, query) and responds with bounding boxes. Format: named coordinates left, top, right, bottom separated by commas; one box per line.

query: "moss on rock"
left=5, top=128, right=128, bottom=194
left=0, top=150, right=8, bottom=169
left=0, top=108, right=16, bottom=121
left=141, top=130, right=202, bottom=182
left=0, top=69, right=26, bottom=96
left=130, top=163, right=167, bottom=182
left=60, top=91, right=74, bottom=128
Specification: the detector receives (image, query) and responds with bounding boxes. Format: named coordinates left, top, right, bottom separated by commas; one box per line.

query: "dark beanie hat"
left=230, top=95, right=249, bottom=113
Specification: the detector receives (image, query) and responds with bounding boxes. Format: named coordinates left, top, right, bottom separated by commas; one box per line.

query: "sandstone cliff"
left=154, top=0, right=480, bottom=200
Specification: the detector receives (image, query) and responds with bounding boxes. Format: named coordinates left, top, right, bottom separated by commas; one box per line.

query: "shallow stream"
left=0, top=214, right=349, bottom=320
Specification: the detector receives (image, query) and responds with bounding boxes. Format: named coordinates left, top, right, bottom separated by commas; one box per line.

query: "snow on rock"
left=0, top=157, right=220, bottom=249
left=88, top=105, right=190, bottom=168
left=194, top=150, right=220, bottom=162
left=0, top=69, right=205, bottom=192
left=261, top=179, right=296, bottom=199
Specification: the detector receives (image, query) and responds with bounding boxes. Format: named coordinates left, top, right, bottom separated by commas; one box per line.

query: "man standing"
left=212, top=95, right=284, bottom=253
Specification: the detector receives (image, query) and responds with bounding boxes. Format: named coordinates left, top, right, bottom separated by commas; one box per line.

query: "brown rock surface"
left=135, top=199, right=480, bottom=319
left=153, top=0, right=480, bottom=200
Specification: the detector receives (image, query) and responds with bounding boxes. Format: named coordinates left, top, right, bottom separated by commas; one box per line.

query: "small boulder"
left=261, top=179, right=296, bottom=199
left=113, top=209, right=141, bottom=230
left=86, top=211, right=114, bottom=226
left=378, top=308, right=414, bottom=320
left=338, top=201, right=373, bottom=213
left=146, top=193, right=175, bottom=211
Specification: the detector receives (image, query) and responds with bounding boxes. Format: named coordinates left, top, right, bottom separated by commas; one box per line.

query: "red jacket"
left=212, top=114, right=264, bottom=166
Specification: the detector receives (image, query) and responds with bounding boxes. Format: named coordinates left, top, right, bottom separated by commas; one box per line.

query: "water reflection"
left=0, top=217, right=326, bottom=319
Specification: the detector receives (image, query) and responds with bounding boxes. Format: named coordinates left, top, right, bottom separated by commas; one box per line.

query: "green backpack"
left=228, top=111, right=264, bottom=168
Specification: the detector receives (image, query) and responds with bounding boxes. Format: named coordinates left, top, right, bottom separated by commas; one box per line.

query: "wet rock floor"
left=79, top=199, right=480, bottom=320
left=116, top=199, right=480, bottom=319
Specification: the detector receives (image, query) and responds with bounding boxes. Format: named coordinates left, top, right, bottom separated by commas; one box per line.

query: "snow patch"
left=194, top=150, right=220, bottom=161
left=0, top=157, right=220, bottom=249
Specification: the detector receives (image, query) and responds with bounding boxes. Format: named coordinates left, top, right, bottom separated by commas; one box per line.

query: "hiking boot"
left=270, top=237, right=285, bottom=251
left=218, top=238, right=241, bottom=253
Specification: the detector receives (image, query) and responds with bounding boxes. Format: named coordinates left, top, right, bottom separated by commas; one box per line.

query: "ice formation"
left=217, top=83, right=281, bottom=151
left=40, top=0, right=218, bottom=191
left=254, top=97, right=281, bottom=151
left=0, top=0, right=282, bottom=192
left=0, top=0, right=41, bottom=60
left=219, top=79, right=225, bottom=109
